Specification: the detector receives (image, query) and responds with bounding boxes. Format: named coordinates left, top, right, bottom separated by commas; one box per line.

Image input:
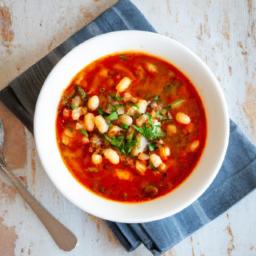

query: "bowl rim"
left=34, top=30, right=229, bottom=223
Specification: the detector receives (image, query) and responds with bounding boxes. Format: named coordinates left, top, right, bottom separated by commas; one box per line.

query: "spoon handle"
left=0, top=161, right=77, bottom=251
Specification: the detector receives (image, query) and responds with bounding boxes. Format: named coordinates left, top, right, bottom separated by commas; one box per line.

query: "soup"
left=56, top=52, right=206, bottom=202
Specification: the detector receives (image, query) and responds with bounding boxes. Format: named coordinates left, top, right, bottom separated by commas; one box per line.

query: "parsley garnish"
left=106, top=111, right=119, bottom=121
left=148, top=143, right=156, bottom=151
left=80, top=129, right=88, bottom=137
left=104, top=135, right=136, bottom=155
left=167, top=99, right=185, bottom=109
left=152, top=95, right=160, bottom=102
left=76, top=86, right=87, bottom=99
left=120, top=124, right=129, bottom=130
left=98, top=108, right=105, bottom=115
left=132, top=121, right=164, bottom=141
left=110, top=94, right=123, bottom=101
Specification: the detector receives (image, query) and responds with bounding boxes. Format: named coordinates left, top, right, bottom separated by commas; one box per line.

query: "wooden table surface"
left=0, top=1, right=256, bottom=255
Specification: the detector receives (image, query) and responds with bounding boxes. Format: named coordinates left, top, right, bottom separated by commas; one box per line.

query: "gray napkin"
left=0, top=0, right=255, bottom=255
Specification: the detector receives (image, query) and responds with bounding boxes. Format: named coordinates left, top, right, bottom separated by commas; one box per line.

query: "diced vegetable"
left=115, top=169, right=132, bottom=180
left=135, top=160, right=147, bottom=175
left=166, top=124, right=177, bottom=135
left=159, top=146, right=171, bottom=160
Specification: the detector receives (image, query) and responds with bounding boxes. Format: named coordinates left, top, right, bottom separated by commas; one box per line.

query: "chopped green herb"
left=104, top=134, right=136, bottom=155
left=110, top=94, right=123, bottom=101
left=76, top=86, right=87, bottom=99
left=152, top=95, right=160, bottom=102
left=70, top=103, right=77, bottom=110
left=149, top=162, right=157, bottom=170
left=148, top=143, right=156, bottom=151
left=132, top=104, right=139, bottom=110
left=106, top=111, right=119, bottom=121
left=133, top=121, right=165, bottom=141
left=121, top=124, right=129, bottom=130
left=98, top=108, right=105, bottom=115
left=80, top=129, right=88, bottom=137
left=119, top=53, right=127, bottom=61
left=155, top=111, right=168, bottom=121
left=132, top=125, right=144, bottom=134
left=168, top=99, right=185, bottom=109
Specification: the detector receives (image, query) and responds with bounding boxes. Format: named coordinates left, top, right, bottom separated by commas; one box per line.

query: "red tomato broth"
left=56, top=52, right=207, bottom=202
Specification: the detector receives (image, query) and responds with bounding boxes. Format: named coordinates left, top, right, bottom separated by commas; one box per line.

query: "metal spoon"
left=0, top=119, right=77, bottom=251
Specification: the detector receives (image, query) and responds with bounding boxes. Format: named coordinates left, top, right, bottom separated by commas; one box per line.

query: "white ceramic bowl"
left=34, top=31, right=229, bottom=223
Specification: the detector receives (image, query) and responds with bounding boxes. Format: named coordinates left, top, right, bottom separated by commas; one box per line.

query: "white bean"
left=91, top=153, right=102, bottom=165
left=94, top=115, right=109, bottom=133
left=71, top=96, right=81, bottom=108
left=137, top=99, right=148, bottom=113
left=176, top=112, right=191, bottom=125
left=135, top=160, right=147, bottom=175
left=84, top=113, right=95, bottom=131
left=87, top=95, right=99, bottom=110
left=116, top=77, right=132, bottom=92
left=103, top=148, right=120, bottom=165
left=119, top=114, right=133, bottom=126
left=150, top=153, right=163, bottom=168
left=72, top=107, right=82, bottom=120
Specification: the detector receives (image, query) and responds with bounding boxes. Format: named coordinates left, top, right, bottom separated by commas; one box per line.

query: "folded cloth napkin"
left=0, top=0, right=256, bottom=255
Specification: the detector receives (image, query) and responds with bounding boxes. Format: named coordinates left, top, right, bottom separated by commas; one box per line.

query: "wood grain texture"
left=0, top=0, right=255, bottom=256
